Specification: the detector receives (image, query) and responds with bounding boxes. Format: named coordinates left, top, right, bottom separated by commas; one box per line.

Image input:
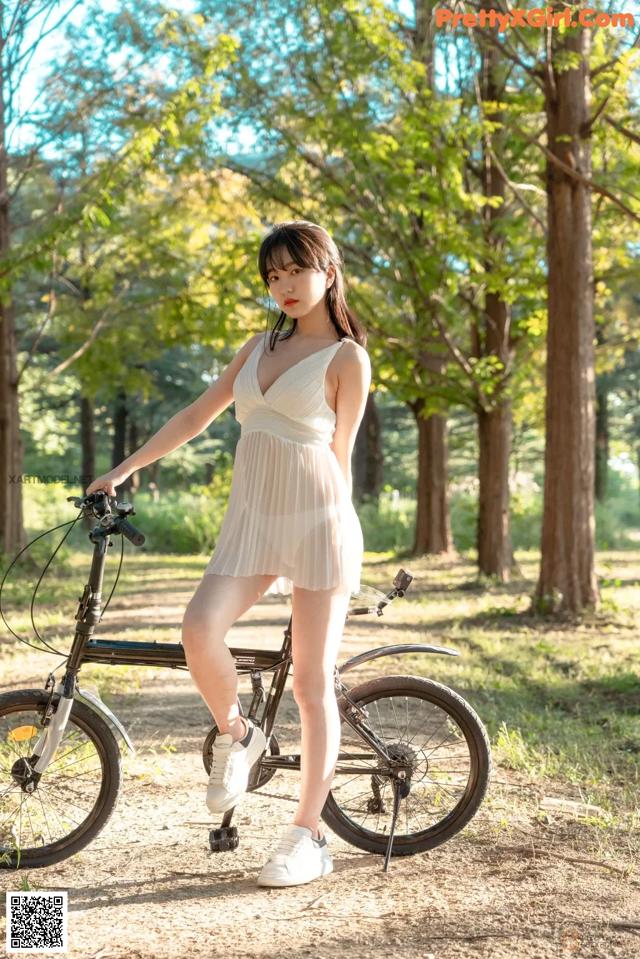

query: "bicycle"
left=0, top=491, right=491, bottom=873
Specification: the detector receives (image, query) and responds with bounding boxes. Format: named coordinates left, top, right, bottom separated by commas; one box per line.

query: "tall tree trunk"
left=0, top=299, right=24, bottom=557
left=410, top=0, right=454, bottom=555
left=412, top=404, right=453, bottom=554
left=414, top=0, right=438, bottom=89
left=476, top=1, right=515, bottom=580
left=478, top=404, right=513, bottom=578
left=534, top=11, right=599, bottom=614
left=594, top=377, right=609, bottom=502
left=353, top=392, right=383, bottom=505
left=0, top=36, right=25, bottom=557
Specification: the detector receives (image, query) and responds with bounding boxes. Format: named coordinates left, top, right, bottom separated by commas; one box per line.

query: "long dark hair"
left=257, top=220, right=367, bottom=353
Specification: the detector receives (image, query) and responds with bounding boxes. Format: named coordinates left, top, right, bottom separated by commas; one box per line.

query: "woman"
left=86, top=220, right=371, bottom=887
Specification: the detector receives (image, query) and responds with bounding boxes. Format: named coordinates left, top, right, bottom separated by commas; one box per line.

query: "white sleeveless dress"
left=202, top=331, right=364, bottom=597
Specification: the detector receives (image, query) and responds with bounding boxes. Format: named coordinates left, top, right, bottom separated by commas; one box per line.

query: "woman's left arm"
left=330, top=342, right=372, bottom=496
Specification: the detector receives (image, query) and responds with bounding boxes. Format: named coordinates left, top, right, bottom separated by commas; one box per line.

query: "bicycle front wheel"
left=322, top=675, right=491, bottom=855
left=0, top=688, right=122, bottom=869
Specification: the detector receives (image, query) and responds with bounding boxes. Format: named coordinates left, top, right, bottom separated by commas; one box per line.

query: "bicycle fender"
left=75, top=684, right=136, bottom=755
left=338, top=642, right=460, bottom=675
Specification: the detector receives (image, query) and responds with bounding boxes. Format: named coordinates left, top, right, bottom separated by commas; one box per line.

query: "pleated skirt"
left=202, top=431, right=363, bottom=596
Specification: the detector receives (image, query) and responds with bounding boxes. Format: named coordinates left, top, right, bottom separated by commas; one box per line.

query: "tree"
left=444, top=0, right=640, bottom=612
left=1, top=1, right=241, bottom=555
left=533, top=3, right=640, bottom=613
left=196, top=0, right=533, bottom=564
left=1, top=0, right=84, bottom=557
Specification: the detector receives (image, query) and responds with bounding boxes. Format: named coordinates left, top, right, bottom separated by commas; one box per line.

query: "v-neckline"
left=254, top=334, right=343, bottom=400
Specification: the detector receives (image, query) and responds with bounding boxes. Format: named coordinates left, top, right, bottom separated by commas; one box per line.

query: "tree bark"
left=478, top=403, right=513, bottom=578
left=408, top=1, right=454, bottom=556
left=353, top=391, right=383, bottom=504
left=534, top=10, right=599, bottom=614
left=414, top=0, right=438, bottom=89
left=412, top=405, right=453, bottom=554
left=0, top=298, right=24, bottom=556
left=0, top=36, right=25, bottom=557
left=476, top=0, right=515, bottom=580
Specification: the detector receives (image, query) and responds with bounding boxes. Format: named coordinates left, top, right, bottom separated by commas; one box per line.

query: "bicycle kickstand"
left=382, top=772, right=408, bottom=872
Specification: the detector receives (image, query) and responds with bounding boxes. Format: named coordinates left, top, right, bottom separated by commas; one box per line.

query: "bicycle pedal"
left=209, top=825, right=239, bottom=852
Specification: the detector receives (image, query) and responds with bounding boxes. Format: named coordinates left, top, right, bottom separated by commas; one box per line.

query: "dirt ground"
left=1, top=584, right=639, bottom=959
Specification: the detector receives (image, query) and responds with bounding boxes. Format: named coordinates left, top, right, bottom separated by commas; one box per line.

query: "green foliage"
left=357, top=493, right=414, bottom=553
left=113, top=489, right=224, bottom=554
left=4, top=0, right=640, bottom=594
left=449, top=470, right=639, bottom=554
left=347, top=549, right=640, bottom=848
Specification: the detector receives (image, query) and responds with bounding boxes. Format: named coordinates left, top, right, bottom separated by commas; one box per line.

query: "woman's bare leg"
left=289, top=584, right=352, bottom=840
left=182, top=572, right=277, bottom=742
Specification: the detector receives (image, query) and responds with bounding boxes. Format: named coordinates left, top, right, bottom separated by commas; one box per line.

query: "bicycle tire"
left=322, top=674, right=491, bottom=855
left=0, top=688, right=122, bottom=869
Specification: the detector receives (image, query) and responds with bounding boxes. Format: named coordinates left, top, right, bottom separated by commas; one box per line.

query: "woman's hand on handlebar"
left=85, top=469, right=130, bottom=498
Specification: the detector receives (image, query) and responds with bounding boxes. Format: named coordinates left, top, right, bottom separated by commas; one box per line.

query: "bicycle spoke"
left=422, top=731, right=465, bottom=758
left=389, top=696, right=401, bottom=740
left=36, top=786, right=84, bottom=829
left=328, top=678, right=488, bottom=846
left=0, top=702, right=114, bottom=862
left=33, top=789, right=55, bottom=848
left=46, top=739, right=96, bottom=772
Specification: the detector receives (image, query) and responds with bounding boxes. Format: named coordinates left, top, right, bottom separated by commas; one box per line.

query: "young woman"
left=86, top=220, right=371, bottom=887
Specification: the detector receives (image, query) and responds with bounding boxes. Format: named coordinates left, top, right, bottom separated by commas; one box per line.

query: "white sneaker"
left=256, top=824, right=333, bottom=887
left=206, top=717, right=267, bottom=814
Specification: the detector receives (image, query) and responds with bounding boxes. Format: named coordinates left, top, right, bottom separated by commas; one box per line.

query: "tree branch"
left=513, top=121, right=640, bottom=224
left=603, top=115, right=640, bottom=148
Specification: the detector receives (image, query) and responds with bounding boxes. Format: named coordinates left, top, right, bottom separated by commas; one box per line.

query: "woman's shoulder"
left=340, top=337, right=370, bottom=366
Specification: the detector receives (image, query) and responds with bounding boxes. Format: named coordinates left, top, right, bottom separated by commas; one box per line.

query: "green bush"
left=449, top=475, right=639, bottom=554
left=10, top=462, right=639, bottom=567
left=357, top=493, right=414, bottom=552
left=449, top=491, right=477, bottom=552
left=128, top=489, right=226, bottom=554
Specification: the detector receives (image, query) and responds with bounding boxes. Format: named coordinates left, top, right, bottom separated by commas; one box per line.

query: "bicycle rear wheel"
left=0, top=689, right=122, bottom=869
left=322, top=675, right=491, bottom=855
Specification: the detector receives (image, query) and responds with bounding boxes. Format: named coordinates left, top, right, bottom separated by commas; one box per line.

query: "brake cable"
left=0, top=500, right=126, bottom=657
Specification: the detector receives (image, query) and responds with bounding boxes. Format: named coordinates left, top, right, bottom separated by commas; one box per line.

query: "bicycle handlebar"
left=116, top=517, right=145, bottom=546
left=67, top=491, right=145, bottom=546
left=67, top=494, right=413, bottom=609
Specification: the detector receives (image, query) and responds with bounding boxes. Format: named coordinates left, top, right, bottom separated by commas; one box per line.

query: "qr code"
left=5, top=891, right=68, bottom=953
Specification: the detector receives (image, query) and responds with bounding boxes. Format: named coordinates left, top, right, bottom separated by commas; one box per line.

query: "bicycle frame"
left=32, top=501, right=458, bottom=785
left=5, top=494, right=491, bottom=874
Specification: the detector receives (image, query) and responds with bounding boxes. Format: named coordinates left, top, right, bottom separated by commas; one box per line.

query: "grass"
left=365, top=549, right=640, bottom=859
left=1, top=544, right=639, bottom=863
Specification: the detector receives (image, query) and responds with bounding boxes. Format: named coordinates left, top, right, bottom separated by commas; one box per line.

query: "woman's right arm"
left=85, top=332, right=262, bottom=495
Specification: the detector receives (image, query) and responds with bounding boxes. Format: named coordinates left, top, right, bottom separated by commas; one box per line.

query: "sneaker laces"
left=209, top=738, right=240, bottom=787
left=269, top=831, right=310, bottom=861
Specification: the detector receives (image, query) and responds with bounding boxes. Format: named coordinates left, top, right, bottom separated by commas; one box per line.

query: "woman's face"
left=266, top=248, right=334, bottom=316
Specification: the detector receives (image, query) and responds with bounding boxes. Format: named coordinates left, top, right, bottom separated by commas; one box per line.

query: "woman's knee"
left=292, top=673, right=335, bottom=710
left=181, top=599, right=226, bottom=652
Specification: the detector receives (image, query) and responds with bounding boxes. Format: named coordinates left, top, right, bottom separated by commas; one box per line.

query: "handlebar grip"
left=119, top=518, right=145, bottom=546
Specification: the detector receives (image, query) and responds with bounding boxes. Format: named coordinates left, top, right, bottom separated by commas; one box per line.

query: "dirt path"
left=1, top=587, right=639, bottom=959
